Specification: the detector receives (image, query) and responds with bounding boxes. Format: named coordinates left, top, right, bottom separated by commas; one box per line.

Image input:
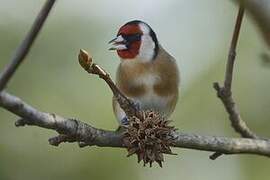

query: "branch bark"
left=1, top=91, right=270, bottom=157
left=0, top=91, right=122, bottom=147
left=236, top=0, right=270, bottom=47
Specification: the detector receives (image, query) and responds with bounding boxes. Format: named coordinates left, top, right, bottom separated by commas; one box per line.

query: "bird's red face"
left=109, top=23, right=143, bottom=59
left=116, top=24, right=142, bottom=59
left=109, top=20, right=159, bottom=61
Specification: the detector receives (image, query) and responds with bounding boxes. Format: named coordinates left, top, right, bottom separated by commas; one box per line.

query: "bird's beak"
left=108, top=35, right=128, bottom=51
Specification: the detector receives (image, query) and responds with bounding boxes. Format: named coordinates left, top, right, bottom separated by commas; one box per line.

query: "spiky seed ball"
left=122, top=110, right=176, bottom=167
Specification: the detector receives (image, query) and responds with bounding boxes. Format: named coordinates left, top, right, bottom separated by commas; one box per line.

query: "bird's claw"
left=133, top=101, right=141, bottom=111
left=121, top=117, right=129, bottom=125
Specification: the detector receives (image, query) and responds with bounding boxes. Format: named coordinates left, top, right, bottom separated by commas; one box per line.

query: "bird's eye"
left=122, top=33, right=141, bottom=42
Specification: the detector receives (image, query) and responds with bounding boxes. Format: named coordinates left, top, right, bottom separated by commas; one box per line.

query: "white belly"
left=134, top=73, right=165, bottom=109
left=134, top=92, right=173, bottom=114
left=115, top=73, right=174, bottom=123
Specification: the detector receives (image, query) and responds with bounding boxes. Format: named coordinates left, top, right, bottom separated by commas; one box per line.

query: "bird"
left=109, top=20, right=180, bottom=125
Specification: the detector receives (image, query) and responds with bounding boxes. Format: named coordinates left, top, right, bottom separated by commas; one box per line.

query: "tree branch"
left=214, top=6, right=258, bottom=140
left=0, top=91, right=122, bottom=147
left=0, top=0, right=56, bottom=91
left=236, top=0, right=270, bottom=47
left=211, top=6, right=261, bottom=160
left=78, top=49, right=140, bottom=119
left=1, top=91, right=270, bottom=157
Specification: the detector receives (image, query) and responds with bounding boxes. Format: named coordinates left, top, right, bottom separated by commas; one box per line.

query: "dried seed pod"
left=122, top=110, right=177, bottom=167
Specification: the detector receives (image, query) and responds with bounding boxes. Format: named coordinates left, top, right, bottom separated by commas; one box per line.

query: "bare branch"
left=213, top=83, right=258, bottom=139
left=211, top=6, right=260, bottom=160
left=78, top=49, right=142, bottom=119
left=214, top=6, right=258, bottom=139
left=224, top=6, right=244, bottom=91
left=0, top=91, right=122, bottom=147
left=0, top=0, right=56, bottom=91
left=1, top=91, right=270, bottom=157
left=236, top=0, right=270, bottom=47
left=171, top=132, right=270, bottom=157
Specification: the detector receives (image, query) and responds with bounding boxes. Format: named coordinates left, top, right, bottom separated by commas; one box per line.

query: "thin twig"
left=235, top=0, right=270, bottom=47
left=216, top=6, right=258, bottom=139
left=224, top=6, right=245, bottom=91
left=78, top=49, right=142, bottom=119
left=211, top=6, right=259, bottom=160
left=0, top=0, right=56, bottom=91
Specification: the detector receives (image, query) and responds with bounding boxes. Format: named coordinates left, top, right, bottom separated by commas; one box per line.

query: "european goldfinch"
left=109, top=20, right=180, bottom=124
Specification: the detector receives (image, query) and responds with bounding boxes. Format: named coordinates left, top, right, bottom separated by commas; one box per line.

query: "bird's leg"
left=117, top=101, right=141, bottom=130
left=121, top=116, right=129, bottom=125
left=132, top=100, right=142, bottom=112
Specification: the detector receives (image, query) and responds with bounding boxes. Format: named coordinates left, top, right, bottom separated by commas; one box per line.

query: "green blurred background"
left=0, top=0, right=270, bottom=179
